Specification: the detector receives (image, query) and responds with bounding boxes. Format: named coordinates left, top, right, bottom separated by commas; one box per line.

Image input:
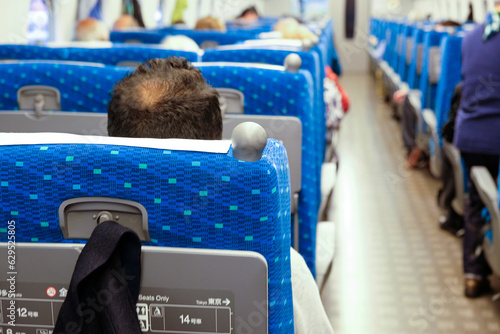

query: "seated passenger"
left=161, top=35, right=200, bottom=52
left=74, top=18, right=109, bottom=42
left=455, top=0, right=500, bottom=298
left=394, top=19, right=461, bottom=168
left=235, top=6, right=259, bottom=25
left=194, top=16, right=226, bottom=31
left=438, top=82, right=464, bottom=236
left=274, top=17, right=317, bottom=42
left=107, top=57, right=334, bottom=334
left=113, top=14, right=140, bottom=31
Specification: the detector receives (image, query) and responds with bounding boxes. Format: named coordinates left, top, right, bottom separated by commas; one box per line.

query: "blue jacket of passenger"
left=454, top=24, right=500, bottom=155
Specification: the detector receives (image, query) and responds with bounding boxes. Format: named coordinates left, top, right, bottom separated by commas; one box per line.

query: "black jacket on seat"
left=54, top=221, right=142, bottom=334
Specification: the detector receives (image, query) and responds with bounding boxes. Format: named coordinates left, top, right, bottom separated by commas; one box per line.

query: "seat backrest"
left=110, top=31, right=166, bottom=44
left=0, top=111, right=303, bottom=204
left=0, top=44, right=200, bottom=65
left=202, top=46, right=325, bottom=167
left=407, top=27, right=426, bottom=89
left=389, top=22, right=405, bottom=70
left=435, top=35, right=463, bottom=146
left=419, top=30, right=447, bottom=110
left=161, top=29, right=259, bottom=47
left=0, top=132, right=294, bottom=334
left=0, top=59, right=318, bottom=274
left=110, top=30, right=257, bottom=47
left=321, top=19, right=341, bottom=75
left=397, top=25, right=415, bottom=82
left=1, top=243, right=268, bottom=333
left=195, top=62, right=319, bottom=275
left=0, top=62, right=130, bottom=112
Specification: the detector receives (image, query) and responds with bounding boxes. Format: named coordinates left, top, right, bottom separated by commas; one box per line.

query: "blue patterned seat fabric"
left=0, top=60, right=320, bottom=276
left=110, top=30, right=257, bottom=46
left=110, top=31, right=166, bottom=44
left=202, top=48, right=325, bottom=180
left=323, top=20, right=342, bottom=75
left=397, top=25, right=415, bottom=83
left=0, top=62, right=130, bottom=112
left=418, top=30, right=447, bottom=111
left=382, top=22, right=394, bottom=65
left=434, top=35, right=463, bottom=146
left=197, top=64, right=319, bottom=276
left=407, top=27, right=425, bottom=90
left=0, top=136, right=294, bottom=334
left=388, top=23, right=404, bottom=71
left=0, top=44, right=200, bottom=65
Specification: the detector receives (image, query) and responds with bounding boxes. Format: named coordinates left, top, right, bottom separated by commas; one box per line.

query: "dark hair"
left=108, top=57, right=222, bottom=140
left=438, top=20, right=461, bottom=27
left=467, top=2, right=474, bottom=22
left=238, top=6, right=258, bottom=18
left=122, top=0, right=145, bottom=27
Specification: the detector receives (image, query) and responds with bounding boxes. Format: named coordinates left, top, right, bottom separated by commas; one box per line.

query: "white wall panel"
left=0, top=0, right=31, bottom=44
left=331, top=0, right=371, bottom=73
left=52, top=0, right=79, bottom=42
left=141, top=0, right=161, bottom=28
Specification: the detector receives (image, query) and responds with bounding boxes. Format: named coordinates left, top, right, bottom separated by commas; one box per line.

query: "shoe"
left=464, top=277, right=491, bottom=298
left=440, top=208, right=465, bottom=237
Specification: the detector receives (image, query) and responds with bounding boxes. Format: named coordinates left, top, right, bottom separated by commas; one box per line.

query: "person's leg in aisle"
left=462, top=152, right=500, bottom=297
left=401, top=96, right=417, bottom=156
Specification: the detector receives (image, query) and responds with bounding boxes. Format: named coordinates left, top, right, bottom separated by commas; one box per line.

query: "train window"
left=27, top=0, right=49, bottom=44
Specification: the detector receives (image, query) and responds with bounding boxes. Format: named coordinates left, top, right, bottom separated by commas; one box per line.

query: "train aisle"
left=321, top=74, right=500, bottom=333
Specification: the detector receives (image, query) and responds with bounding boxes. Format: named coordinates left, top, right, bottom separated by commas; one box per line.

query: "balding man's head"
left=274, top=18, right=316, bottom=42
left=113, top=15, right=140, bottom=31
left=108, top=57, right=222, bottom=140
left=195, top=17, right=226, bottom=31
left=75, top=18, right=109, bottom=42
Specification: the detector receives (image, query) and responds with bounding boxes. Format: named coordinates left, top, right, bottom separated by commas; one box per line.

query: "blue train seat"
left=418, top=30, right=447, bottom=112
left=0, top=61, right=130, bottom=112
left=0, top=60, right=319, bottom=276
left=423, top=35, right=463, bottom=178
left=0, top=131, right=295, bottom=334
left=471, top=162, right=500, bottom=277
left=411, top=30, right=447, bottom=152
left=195, top=62, right=320, bottom=275
left=322, top=19, right=341, bottom=75
left=202, top=46, right=326, bottom=166
left=110, top=30, right=257, bottom=48
left=379, top=21, right=404, bottom=97
left=397, top=25, right=415, bottom=85
left=406, top=27, right=426, bottom=90
left=386, top=22, right=409, bottom=91
left=0, top=44, right=200, bottom=65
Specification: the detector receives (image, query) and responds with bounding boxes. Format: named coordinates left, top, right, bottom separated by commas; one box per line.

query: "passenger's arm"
left=291, top=248, right=334, bottom=334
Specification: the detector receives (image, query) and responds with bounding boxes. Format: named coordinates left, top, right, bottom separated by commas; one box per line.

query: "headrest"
left=0, top=132, right=231, bottom=154
left=46, top=41, right=114, bottom=48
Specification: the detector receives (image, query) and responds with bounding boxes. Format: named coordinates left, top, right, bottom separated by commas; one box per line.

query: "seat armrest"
left=442, top=141, right=466, bottom=215
left=390, top=72, right=402, bottom=87
left=318, top=162, right=337, bottom=221
left=399, top=82, right=409, bottom=92
left=471, top=166, right=499, bottom=222
left=408, top=90, right=422, bottom=113
left=315, top=221, right=335, bottom=292
left=422, top=109, right=437, bottom=133
left=423, top=109, right=440, bottom=178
